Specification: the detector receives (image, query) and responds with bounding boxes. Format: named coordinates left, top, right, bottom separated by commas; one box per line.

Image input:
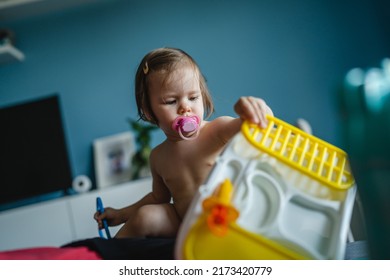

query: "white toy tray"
left=175, top=122, right=356, bottom=259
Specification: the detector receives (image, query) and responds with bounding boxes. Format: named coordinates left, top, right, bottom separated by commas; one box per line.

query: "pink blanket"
left=0, top=246, right=101, bottom=260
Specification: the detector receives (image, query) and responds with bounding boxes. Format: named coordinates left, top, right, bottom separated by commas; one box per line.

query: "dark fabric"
left=63, top=237, right=369, bottom=260
left=62, top=237, right=175, bottom=260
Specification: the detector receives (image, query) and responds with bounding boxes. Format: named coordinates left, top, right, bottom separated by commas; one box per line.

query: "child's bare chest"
left=158, top=147, right=217, bottom=192
left=157, top=152, right=216, bottom=218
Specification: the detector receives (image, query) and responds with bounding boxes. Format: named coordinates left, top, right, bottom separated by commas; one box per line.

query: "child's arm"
left=94, top=149, right=171, bottom=228
left=93, top=180, right=169, bottom=229
left=93, top=195, right=152, bottom=228
left=210, top=96, right=273, bottom=144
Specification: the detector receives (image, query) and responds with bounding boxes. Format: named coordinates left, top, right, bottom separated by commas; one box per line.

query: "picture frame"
left=93, top=131, right=135, bottom=189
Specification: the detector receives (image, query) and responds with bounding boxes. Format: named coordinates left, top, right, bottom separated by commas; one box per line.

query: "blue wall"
left=1, top=0, right=389, bottom=186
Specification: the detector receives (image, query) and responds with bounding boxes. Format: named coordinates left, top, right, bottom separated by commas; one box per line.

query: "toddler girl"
left=94, top=48, right=273, bottom=238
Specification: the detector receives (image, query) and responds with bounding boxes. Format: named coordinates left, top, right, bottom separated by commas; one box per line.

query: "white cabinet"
left=0, top=198, right=74, bottom=250
left=0, top=177, right=152, bottom=251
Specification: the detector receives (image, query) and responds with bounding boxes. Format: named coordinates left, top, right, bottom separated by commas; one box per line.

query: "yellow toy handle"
left=241, top=116, right=355, bottom=190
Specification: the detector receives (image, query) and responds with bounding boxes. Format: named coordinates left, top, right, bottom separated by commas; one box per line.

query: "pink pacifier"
left=172, top=115, right=201, bottom=140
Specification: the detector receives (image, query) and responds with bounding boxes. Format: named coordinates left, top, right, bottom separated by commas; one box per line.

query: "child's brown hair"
left=135, top=48, right=214, bottom=124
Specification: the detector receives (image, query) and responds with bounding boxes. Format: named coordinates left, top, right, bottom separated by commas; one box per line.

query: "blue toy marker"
left=96, top=197, right=111, bottom=239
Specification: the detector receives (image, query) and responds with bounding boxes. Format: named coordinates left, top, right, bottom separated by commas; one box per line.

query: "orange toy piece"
left=202, top=179, right=239, bottom=236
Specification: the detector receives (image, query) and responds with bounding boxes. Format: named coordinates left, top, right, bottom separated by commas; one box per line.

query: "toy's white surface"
left=175, top=130, right=356, bottom=259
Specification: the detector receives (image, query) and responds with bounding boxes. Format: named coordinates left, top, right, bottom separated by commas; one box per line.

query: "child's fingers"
left=235, top=97, right=257, bottom=123
left=250, top=97, right=269, bottom=128
left=237, top=97, right=271, bottom=128
left=93, top=211, right=106, bottom=223
left=94, top=214, right=105, bottom=229
left=93, top=211, right=99, bottom=221
left=257, top=99, right=274, bottom=128
left=243, top=97, right=259, bottom=123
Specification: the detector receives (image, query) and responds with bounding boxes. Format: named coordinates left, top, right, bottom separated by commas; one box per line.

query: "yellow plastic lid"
left=241, top=116, right=354, bottom=190
left=183, top=214, right=308, bottom=260
left=182, top=178, right=308, bottom=259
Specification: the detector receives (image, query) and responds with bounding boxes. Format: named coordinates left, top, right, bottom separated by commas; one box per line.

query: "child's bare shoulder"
left=212, top=115, right=236, bottom=124
left=203, top=116, right=242, bottom=142
left=149, top=141, right=166, bottom=163
left=201, top=116, right=234, bottom=131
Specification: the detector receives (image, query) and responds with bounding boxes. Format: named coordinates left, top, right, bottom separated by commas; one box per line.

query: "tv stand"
left=0, top=177, right=151, bottom=251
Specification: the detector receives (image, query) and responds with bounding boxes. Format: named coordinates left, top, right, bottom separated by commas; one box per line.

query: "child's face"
left=148, top=65, right=204, bottom=139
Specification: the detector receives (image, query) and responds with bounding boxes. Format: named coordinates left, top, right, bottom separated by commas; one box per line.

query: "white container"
left=175, top=118, right=356, bottom=260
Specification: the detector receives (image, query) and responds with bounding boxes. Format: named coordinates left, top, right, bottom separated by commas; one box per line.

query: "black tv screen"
left=0, top=95, right=72, bottom=210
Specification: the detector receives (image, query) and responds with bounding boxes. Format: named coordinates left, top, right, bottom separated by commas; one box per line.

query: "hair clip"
left=143, top=62, right=149, bottom=75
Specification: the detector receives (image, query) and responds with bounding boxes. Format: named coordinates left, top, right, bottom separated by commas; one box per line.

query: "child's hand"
left=234, top=96, right=273, bottom=128
left=93, top=207, right=123, bottom=229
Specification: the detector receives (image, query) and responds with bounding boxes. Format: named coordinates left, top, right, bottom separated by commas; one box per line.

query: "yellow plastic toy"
left=183, top=179, right=307, bottom=260
left=241, top=116, right=354, bottom=191
left=175, top=116, right=356, bottom=260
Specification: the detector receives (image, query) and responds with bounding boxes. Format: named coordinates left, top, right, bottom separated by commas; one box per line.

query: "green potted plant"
left=128, top=119, right=157, bottom=180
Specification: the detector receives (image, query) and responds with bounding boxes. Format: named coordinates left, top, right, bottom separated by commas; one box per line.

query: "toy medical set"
left=175, top=116, right=356, bottom=259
